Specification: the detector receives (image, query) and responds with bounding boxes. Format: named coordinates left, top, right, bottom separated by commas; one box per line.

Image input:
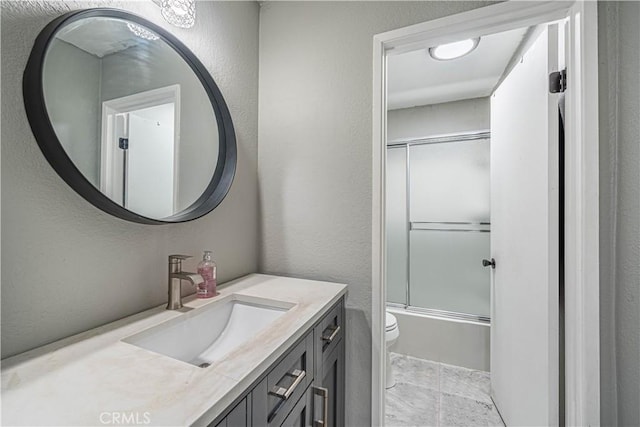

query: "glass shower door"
left=386, top=146, right=407, bottom=304
left=408, top=138, right=491, bottom=319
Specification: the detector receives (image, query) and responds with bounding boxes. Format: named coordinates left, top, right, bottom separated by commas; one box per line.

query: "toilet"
left=385, top=311, right=400, bottom=389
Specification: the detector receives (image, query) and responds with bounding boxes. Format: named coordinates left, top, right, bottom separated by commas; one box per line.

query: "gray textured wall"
left=1, top=0, right=260, bottom=358
left=598, top=2, right=640, bottom=426
left=43, top=39, right=102, bottom=185
left=257, top=2, right=495, bottom=424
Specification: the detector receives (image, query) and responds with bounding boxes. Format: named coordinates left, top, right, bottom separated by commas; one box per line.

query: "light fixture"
left=127, top=23, right=160, bottom=40
left=160, top=0, right=196, bottom=29
left=428, top=37, right=480, bottom=61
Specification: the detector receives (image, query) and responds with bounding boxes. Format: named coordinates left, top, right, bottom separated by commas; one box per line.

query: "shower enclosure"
left=386, top=132, right=491, bottom=323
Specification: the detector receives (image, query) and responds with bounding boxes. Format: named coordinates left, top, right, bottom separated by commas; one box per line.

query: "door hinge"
left=549, top=69, right=567, bottom=93
left=118, top=137, right=129, bottom=150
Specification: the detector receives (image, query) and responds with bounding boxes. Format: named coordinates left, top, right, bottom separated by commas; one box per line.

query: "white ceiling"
left=57, top=18, right=145, bottom=58
left=387, top=27, right=529, bottom=110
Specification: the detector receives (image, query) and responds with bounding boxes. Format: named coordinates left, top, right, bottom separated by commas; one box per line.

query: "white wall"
left=257, top=2, right=496, bottom=424
left=1, top=0, right=260, bottom=358
left=388, top=97, right=490, bottom=142
left=598, top=2, right=640, bottom=425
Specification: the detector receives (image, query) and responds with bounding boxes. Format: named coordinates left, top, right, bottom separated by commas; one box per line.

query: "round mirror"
left=23, top=9, right=236, bottom=224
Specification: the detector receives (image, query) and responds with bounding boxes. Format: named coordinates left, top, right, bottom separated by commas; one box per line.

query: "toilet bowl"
left=385, top=311, right=400, bottom=389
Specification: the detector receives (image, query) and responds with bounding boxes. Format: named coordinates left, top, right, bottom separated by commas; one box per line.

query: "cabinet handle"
left=321, top=325, right=341, bottom=343
left=313, top=386, right=329, bottom=427
left=269, top=369, right=306, bottom=400
left=267, top=369, right=307, bottom=423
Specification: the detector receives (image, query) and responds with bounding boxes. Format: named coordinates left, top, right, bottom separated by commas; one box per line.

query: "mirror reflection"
left=42, top=16, right=219, bottom=219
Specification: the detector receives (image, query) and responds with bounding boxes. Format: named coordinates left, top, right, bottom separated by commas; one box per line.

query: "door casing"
left=371, top=2, right=600, bottom=425
left=100, top=84, right=181, bottom=210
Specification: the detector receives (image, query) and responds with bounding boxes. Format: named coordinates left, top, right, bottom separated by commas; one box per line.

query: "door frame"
left=371, top=2, right=599, bottom=425
left=100, top=84, right=181, bottom=211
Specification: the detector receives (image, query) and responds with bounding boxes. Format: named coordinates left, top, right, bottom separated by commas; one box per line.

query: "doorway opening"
left=371, top=2, right=599, bottom=426
left=100, top=84, right=181, bottom=219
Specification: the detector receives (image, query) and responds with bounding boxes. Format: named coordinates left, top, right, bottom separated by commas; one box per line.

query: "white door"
left=127, top=103, right=176, bottom=218
left=490, top=24, right=560, bottom=426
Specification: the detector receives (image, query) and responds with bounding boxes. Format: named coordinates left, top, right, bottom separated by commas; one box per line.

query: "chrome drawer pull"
left=321, top=325, right=341, bottom=343
left=269, top=369, right=306, bottom=400
left=313, top=386, right=329, bottom=427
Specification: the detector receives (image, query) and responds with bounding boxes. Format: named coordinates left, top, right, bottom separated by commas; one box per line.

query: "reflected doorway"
left=100, top=85, right=180, bottom=219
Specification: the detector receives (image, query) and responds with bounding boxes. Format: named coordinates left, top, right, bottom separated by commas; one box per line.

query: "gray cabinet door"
left=313, top=338, right=344, bottom=427
left=280, top=386, right=313, bottom=427
left=215, top=397, right=250, bottom=427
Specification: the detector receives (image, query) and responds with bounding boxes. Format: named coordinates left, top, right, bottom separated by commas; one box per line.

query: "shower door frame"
left=387, top=131, right=492, bottom=323
left=371, top=1, right=600, bottom=426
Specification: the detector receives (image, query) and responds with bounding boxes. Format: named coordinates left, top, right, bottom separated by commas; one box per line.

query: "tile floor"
left=385, top=353, right=505, bottom=427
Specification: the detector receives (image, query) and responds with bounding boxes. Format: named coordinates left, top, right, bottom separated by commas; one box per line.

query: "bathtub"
left=386, top=305, right=490, bottom=371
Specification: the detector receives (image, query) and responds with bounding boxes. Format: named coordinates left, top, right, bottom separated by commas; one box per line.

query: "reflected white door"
left=490, top=24, right=560, bottom=426
left=127, top=103, right=175, bottom=218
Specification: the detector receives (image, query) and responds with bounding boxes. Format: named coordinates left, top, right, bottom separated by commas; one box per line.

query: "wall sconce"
left=151, top=0, right=196, bottom=29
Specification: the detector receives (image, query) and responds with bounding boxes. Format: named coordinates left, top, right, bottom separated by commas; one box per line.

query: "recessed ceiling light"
left=428, top=38, right=480, bottom=61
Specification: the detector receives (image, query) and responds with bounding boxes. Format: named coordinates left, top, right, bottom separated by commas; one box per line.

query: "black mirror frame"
left=23, top=8, right=237, bottom=224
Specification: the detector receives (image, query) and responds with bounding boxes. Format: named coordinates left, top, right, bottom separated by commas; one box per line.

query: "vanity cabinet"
left=211, top=298, right=345, bottom=427
left=252, top=334, right=314, bottom=426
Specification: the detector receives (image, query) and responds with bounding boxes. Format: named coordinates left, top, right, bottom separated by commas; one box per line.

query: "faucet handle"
left=169, top=254, right=192, bottom=266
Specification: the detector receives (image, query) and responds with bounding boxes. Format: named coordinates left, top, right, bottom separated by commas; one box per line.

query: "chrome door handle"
left=321, top=325, right=341, bottom=343
left=269, top=369, right=306, bottom=400
left=482, top=258, right=496, bottom=269
left=313, top=386, right=329, bottom=427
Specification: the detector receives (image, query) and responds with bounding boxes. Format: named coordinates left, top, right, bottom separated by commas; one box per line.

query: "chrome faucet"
left=167, top=255, right=204, bottom=310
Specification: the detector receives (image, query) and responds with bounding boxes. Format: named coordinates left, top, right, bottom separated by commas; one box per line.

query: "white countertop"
left=1, top=274, right=347, bottom=426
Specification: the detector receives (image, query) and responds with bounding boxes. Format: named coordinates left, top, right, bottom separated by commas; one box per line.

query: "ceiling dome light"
left=161, top=0, right=196, bottom=29
left=428, top=38, right=480, bottom=61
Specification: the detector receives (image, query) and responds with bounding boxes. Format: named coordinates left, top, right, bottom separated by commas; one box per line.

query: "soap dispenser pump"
left=197, top=251, right=217, bottom=298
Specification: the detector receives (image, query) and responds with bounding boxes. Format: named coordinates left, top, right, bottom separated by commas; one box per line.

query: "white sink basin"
left=123, top=295, right=294, bottom=367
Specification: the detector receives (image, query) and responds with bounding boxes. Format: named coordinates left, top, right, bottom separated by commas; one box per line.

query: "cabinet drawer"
left=315, top=300, right=343, bottom=359
left=252, top=333, right=314, bottom=427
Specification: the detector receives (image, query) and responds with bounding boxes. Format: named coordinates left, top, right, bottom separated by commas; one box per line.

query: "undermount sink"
left=123, top=295, right=294, bottom=367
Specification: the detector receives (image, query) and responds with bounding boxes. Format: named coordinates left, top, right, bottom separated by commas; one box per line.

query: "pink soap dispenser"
left=197, top=251, right=217, bottom=298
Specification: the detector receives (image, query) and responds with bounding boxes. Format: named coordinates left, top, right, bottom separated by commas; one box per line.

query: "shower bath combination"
left=384, top=130, right=492, bottom=379
left=386, top=131, right=492, bottom=324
